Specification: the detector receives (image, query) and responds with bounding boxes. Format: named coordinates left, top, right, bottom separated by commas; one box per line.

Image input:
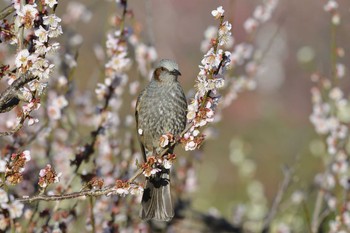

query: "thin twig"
left=17, top=168, right=143, bottom=202
left=0, top=4, right=15, bottom=20
left=17, top=187, right=114, bottom=202
left=255, top=23, right=282, bottom=67
left=0, top=73, right=36, bottom=114
left=301, top=200, right=313, bottom=233
left=311, top=189, right=324, bottom=233
left=318, top=208, right=330, bottom=229
left=18, top=122, right=48, bottom=150
left=0, top=114, right=27, bottom=136
left=261, top=166, right=293, bottom=233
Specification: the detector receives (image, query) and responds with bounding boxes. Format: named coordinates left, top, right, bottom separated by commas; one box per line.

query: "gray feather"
left=135, top=59, right=187, bottom=221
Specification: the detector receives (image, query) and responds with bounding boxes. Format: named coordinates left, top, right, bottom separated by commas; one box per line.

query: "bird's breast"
left=138, top=82, right=187, bottom=150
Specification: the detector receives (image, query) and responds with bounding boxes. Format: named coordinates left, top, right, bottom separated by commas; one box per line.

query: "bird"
left=135, top=59, right=187, bottom=221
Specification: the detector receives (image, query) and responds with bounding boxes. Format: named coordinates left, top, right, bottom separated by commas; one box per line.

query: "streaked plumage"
left=135, top=59, right=187, bottom=221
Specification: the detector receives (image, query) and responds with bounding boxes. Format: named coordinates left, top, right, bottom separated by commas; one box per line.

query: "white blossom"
left=159, top=135, right=170, bottom=148
left=244, top=18, right=258, bottom=34
left=43, top=15, right=61, bottom=28
left=22, top=150, right=31, bottom=162
left=163, top=159, right=172, bottom=169
left=1, top=201, right=24, bottom=218
left=17, top=4, right=38, bottom=27
left=45, top=0, right=58, bottom=8
left=211, top=6, right=224, bottom=19
left=15, top=49, right=35, bottom=68
left=48, top=25, right=63, bottom=38
left=34, top=26, right=49, bottom=43
left=184, top=141, right=197, bottom=151
left=0, top=189, right=8, bottom=204
left=324, top=0, right=338, bottom=12
left=336, top=63, right=345, bottom=78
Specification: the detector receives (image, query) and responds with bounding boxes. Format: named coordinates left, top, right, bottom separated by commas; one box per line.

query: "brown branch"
left=0, top=4, right=15, bottom=20
left=0, top=73, right=36, bottom=113
left=128, top=167, right=143, bottom=182
left=0, top=113, right=28, bottom=136
left=21, top=0, right=134, bottom=206
left=17, top=167, right=143, bottom=203
left=0, top=73, right=37, bottom=136
left=70, top=0, right=128, bottom=169
left=17, top=187, right=114, bottom=202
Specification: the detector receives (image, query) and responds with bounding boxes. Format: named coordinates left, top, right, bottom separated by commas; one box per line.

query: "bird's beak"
left=171, top=69, right=182, bottom=76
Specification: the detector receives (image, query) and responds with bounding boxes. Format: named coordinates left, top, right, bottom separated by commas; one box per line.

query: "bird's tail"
left=140, top=169, right=174, bottom=221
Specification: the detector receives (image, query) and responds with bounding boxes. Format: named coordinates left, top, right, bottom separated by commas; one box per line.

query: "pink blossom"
left=324, top=0, right=338, bottom=12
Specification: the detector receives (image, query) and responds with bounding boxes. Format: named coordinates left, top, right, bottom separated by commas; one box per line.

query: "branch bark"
left=0, top=73, right=35, bottom=113
left=0, top=4, right=15, bottom=20
left=17, top=168, right=143, bottom=202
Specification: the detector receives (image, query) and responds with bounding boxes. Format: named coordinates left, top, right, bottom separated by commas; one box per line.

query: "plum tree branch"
left=0, top=4, right=15, bottom=20
left=0, top=73, right=36, bottom=114
left=17, top=168, right=143, bottom=202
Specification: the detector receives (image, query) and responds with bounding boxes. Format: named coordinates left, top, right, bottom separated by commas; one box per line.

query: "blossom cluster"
left=309, top=1, right=349, bottom=156
left=129, top=37, right=158, bottom=78
left=323, top=0, right=340, bottom=25
left=310, top=82, right=348, bottom=155
left=21, top=97, right=41, bottom=126
left=310, top=80, right=350, bottom=232
left=329, top=205, right=350, bottom=233
left=159, top=133, right=174, bottom=148
left=105, top=30, right=131, bottom=77
left=1, top=0, right=327, bottom=232
left=2, top=0, right=62, bottom=131
left=87, top=177, right=104, bottom=190
left=200, top=9, right=234, bottom=53
left=93, top=4, right=134, bottom=186
left=243, top=0, right=279, bottom=34
left=5, top=150, right=31, bottom=185
left=47, top=94, right=69, bottom=120
left=309, top=1, right=350, bottom=231
left=111, top=180, right=143, bottom=196
left=38, top=164, right=61, bottom=188
left=140, top=154, right=176, bottom=177
left=219, top=0, right=281, bottom=110
left=91, top=4, right=147, bottom=231
left=95, top=19, right=131, bottom=106
left=182, top=6, right=232, bottom=151
left=219, top=0, right=281, bottom=114
left=14, top=1, right=61, bottom=77
left=196, top=0, right=280, bottom=132
left=323, top=0, right=345, bottom=79
left=0, top=189, right=24, bottom=231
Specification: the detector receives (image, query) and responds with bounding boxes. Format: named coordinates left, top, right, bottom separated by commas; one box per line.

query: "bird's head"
left=153, top=59, right=181, bottom=83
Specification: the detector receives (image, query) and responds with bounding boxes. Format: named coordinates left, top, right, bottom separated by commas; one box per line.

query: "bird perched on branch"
left=135, top=59, right=187, bottom=221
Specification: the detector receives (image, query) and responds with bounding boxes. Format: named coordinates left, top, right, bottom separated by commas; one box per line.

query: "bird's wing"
left=135, top=89, right=147, bottom=162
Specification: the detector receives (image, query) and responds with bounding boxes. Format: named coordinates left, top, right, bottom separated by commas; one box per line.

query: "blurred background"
left=2, top=0, right=350, bottom=222
left=51, top=0, right=350, bottom=218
